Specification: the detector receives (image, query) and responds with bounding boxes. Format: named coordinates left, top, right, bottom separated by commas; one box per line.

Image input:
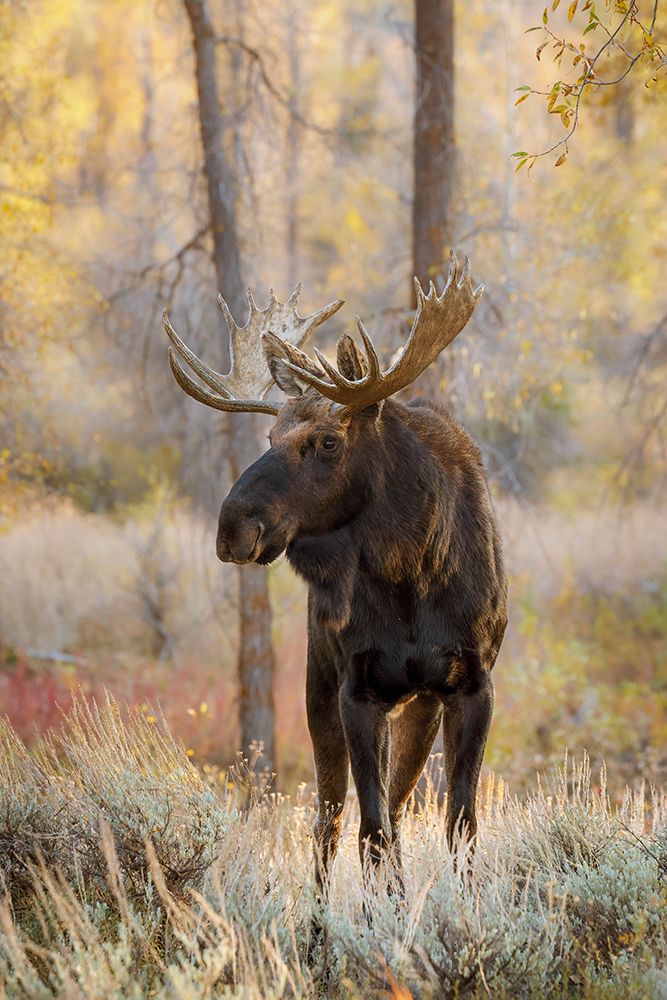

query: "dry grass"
left=499, top=498, right=667, bottom=598
left=1, top=499, right=665, bottom=660
left=1, top=498, right=666, bottom=791
left=1, top=696, right=666, bottom=999
left=0, top=500, right=235, bottom=663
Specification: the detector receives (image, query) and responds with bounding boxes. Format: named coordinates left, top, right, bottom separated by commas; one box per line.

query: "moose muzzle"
left=216, top=500, right=265, bottom=564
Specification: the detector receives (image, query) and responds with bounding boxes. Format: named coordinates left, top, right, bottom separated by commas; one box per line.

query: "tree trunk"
left=412, top=0, right=456, bottom=399
left=412, top=0, right=455, bottom=299
left=412, top=0, right=453, bottom=788
left=184, top=0, right=276, bottom=776
left=285, top=0, right=301, bottom=291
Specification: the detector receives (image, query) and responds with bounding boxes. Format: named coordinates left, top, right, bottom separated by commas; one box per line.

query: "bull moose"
left=163, top=252, right=508, bottom=890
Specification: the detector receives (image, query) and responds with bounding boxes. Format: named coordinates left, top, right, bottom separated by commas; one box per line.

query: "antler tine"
left=163, top=309, right=233, bottom=398
left=164, top=287, right=344, bottom=415
left=355, top=317, right=381, bottom=380
left=267, top=250, right=482, bottom=419
left=287, top=282, right=302, bottom=306
left=313, top=347, right=359, bottom=390
left=168, top=348, right=280, bottom=415
left=246, top=287, right=259, bottom=315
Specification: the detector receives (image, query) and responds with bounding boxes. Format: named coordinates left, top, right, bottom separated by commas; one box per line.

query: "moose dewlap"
left=163, top=251, right=508, bottom=902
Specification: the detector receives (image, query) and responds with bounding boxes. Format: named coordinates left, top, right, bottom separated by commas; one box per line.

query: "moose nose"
left=216, top=503, right=264, bottom=564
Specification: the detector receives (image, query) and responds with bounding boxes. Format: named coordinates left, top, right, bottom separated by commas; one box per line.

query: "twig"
left=214, top=34, right=339, bottom=138
left=25, top=649, right=89, bottom=667
left=520, top=0, right=664, bottom=163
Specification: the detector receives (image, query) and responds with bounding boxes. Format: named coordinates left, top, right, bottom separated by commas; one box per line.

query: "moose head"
left=163, top=252, right=483, bottom=571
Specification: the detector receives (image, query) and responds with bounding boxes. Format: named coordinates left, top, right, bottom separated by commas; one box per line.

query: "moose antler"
left=267, top=251, right=483, bottom=418
left=163, top=286, right=344, bottom=415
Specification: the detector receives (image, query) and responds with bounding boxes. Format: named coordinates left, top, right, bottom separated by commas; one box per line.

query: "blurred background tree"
left=0, top=0, right=665, bottom=794
left=182, top=0, right=276, bottom=775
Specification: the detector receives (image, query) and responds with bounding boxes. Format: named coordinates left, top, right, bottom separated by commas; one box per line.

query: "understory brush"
left=1, top=697, right=666, bottom=998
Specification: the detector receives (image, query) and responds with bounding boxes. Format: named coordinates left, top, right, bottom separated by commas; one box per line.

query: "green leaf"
left=515, top=157, right=529, bottom=172
left=583, top=21, right=598, bottom=33
left=511, top=151, right=529, bottom=157
left=543, top=7, right=549, bottom=24
left=514, top=84, right=532, bottom=91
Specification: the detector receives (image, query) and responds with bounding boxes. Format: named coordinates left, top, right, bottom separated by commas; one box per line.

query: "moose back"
left=163, top=253, right=508, bottom=887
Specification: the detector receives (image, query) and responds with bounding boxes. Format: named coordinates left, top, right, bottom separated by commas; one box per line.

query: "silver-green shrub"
left=1, top=707, right=666, bottom=999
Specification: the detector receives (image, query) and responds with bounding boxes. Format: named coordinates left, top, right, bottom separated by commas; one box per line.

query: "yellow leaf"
left=514, top=93, right=530, bottom=105
left=554, top=151, right=568, bottom=166
left=568, top=0, right=578, bottom=20
left=345, top=207, right=366, bottom=237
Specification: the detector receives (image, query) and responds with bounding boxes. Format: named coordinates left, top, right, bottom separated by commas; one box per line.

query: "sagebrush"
left=1, top=695, right=666, bottom=999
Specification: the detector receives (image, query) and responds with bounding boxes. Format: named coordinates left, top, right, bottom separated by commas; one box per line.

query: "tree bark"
left=412, top=0, right=453, bottom=783
left=184, top=0, right=276, bottom=776
left=412, top=0, right=455, bottom=306
left=411, top=0, right=456, bottom=400
left=285, top=0, right=301, bottom=291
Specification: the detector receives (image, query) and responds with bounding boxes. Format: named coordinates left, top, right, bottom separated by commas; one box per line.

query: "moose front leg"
left=306, top=657, right=349, bottom=896
left=339, top=684, right=391, bottom=868
left=441, top=658, right=494, bottom=849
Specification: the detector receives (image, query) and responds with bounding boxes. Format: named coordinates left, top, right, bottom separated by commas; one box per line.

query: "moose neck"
left=287, top=402, right=453, bottom=630
left=358, top=402, right=454, bottom=588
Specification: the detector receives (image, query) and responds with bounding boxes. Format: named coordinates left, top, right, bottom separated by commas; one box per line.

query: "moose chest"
left=325, top=575, right=474, bottom=711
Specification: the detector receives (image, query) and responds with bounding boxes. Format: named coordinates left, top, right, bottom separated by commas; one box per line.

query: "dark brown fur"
left=216, top=390, right=507, bottom=889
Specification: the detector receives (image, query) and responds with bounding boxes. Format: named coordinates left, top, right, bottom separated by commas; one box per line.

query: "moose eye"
left=321, top=436, right=338, bottom=452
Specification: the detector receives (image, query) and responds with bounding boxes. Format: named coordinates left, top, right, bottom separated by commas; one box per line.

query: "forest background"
left=1, top=0, right=666, bottom=796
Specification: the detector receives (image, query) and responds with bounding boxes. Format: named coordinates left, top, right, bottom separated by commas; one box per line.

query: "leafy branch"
left=512, top=0, right=665, bottom=171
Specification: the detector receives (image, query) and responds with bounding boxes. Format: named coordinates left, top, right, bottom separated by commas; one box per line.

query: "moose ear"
left=262, top=331, right=322, bottom=398
left=336, top=332, right=368, bottom=381
left=267, top=358, right=309, bottom=397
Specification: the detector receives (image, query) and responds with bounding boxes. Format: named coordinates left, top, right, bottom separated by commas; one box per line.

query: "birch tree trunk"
left=183, top=0, right=276, bottom=776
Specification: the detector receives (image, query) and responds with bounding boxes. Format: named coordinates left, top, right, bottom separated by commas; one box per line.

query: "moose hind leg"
left=441, top=664, right=493, bottom=849
left=388, top=694, right=443, bottom=871
left=339, top=684, right=391, bottom=868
